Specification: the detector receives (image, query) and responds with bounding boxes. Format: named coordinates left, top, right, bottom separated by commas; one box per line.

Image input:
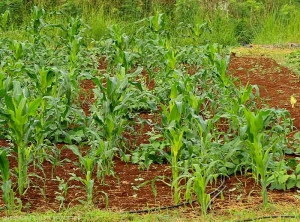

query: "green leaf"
left=151, top=178, right=157, bottom=198
left=170, top=101, right=182, bottom=122
left=0, top=89, right=5, bottom=97
left=28, top=98, right=42, bottom=116
left=129, top=81, right=143, bottom=91
left=0, top=150, right=10, bottom=181
left=293, top=132, right=300, bottom=141
left=278, top=174, right=289, bottom=185
left=5, top=95, right=15, bottom=113
left=296, top=164, right=300, bottom=174
left=297, top=176, right=300, bottom=188
left=68, top=145, right=82, bottom=158
left=225, top=162, right=236, bottom=169
left=287, top=175, right=296, bottom=189
left=12, top=81, right=22, bottom=101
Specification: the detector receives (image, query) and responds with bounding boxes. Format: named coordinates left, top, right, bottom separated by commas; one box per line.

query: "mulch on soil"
left=0, top=55, right=299, bottom=215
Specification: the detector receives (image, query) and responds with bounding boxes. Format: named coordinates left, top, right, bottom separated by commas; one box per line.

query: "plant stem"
left=18, top=141, right=27, bottom=195
left=172, top=155, right=179, bottom=204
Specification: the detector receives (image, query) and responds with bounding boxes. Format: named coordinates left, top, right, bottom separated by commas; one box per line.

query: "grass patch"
left=231, top=45, right=300, bottom=76
left=1, top=203, right=300, bottom=222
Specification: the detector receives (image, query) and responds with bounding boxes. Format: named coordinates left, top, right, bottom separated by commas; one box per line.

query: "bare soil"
left=0, top=55, right=299, bottom=215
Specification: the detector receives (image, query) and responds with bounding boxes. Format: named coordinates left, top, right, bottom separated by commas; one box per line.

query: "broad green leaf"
left=5, top=95, right=15, bottom=113
left=28, top=98, right=42, bottom=116
left=278, top=174, right=289, bottom=185
left=225, top=162, right=236, bottom=169
left=296, top=164, right=300, bottom=174
left=68, top=145, right=81, bottom=158
left=287, top=175, right=296, bottom=189
left=0, top=150, right=10, bottom=181
left=297, top=176, right=300, bottom=188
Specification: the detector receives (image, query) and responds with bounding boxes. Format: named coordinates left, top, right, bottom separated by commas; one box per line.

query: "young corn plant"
left=85, top=130, right=117, bottom=184
left=243, top=107, right=274, bottom=206
left=206, top=44, right=231, bottom=88
left=26, top=67, right=58, bottom=165
left=161, top=96, right=186, bottom=204
left=28, top=6, right=45, bottom=44
left=149, top=11, right=166, bottom=34
left=68, top=145, right=98, bottom=205
left=8, top=40, right=25, bottom=68
left=185, top=162, right=219, bottom=216
left=91, top=75, right=129, bottom=140
left=57, top=16, right=85, bottom=108
left=54, top=176, right=69, bottom=210
left=1, top=81, right=41, bottom=195
left=91, top=74, right=144, bottom=161
left=194, top=115, right=214, bottom=159
left=107, top=25, right=134, bottom=73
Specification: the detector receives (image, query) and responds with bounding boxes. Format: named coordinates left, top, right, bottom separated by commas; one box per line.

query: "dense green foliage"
left=0, top=3, right=299, bottom=215
left=1, top=0, right=300, bottom=45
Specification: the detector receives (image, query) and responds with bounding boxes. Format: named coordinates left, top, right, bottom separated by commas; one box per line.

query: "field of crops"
left=0, top=8, right=299, bottom=217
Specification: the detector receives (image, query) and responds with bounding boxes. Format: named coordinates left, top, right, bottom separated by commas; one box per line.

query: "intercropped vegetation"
left=0, top=1, right=299, bottom=219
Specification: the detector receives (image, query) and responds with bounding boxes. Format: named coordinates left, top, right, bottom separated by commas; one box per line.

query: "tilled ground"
left=0, top=55, right=299, bottom=215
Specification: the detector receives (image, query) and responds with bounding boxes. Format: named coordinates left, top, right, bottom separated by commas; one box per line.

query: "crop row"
left=0, top=7, right=299, bottom=214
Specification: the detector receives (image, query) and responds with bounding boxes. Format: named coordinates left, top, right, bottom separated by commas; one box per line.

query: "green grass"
left=1, top=203, right=300, bottom=222
left=231, top=45, right=300, bottom=76
left=254, top=11, right=300, bottom=44
left=2, top=1, right=300, bottom=45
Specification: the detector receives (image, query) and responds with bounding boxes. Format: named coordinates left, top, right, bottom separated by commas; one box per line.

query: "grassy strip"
left=1, top=203, right=300, bottom=222
left=1, top=1, right=300, bottom=45
left=231, top=45, right=300, bottom=76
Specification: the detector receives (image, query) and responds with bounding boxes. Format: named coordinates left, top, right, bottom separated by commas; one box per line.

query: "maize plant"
left=1, top=81, right=41, bottom=195
left=162, top=97, right=185, bottom=204
left=185, top=163, right=219, bottom=216
left=243, top=107, right=274, bottom=206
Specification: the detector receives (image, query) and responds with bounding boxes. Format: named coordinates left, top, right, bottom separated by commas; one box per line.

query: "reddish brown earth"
left=229, top=56, right=300, bottom=129
left=0, top=56, right=299, bottom=215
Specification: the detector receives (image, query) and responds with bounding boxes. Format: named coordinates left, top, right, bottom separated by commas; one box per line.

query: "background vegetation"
left=1, top=0, right=300, bottom=45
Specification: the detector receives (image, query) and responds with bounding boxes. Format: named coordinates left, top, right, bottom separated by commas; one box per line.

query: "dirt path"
left=229, top=56, right=300, bottom=130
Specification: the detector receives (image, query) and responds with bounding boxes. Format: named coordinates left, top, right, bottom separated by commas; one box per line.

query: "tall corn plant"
left=90, top=75, right=141, bottom=179
left=161, top=96, right=185, bottom=204
left=29, top=6, right=45, bottom=44
left=0, top=81, right=41, bottom=195
left=54, top=16, right=86, bottom=109
left=26, top=67, right=59, bottom=165
left=206, top=44, right=231, bottom=88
